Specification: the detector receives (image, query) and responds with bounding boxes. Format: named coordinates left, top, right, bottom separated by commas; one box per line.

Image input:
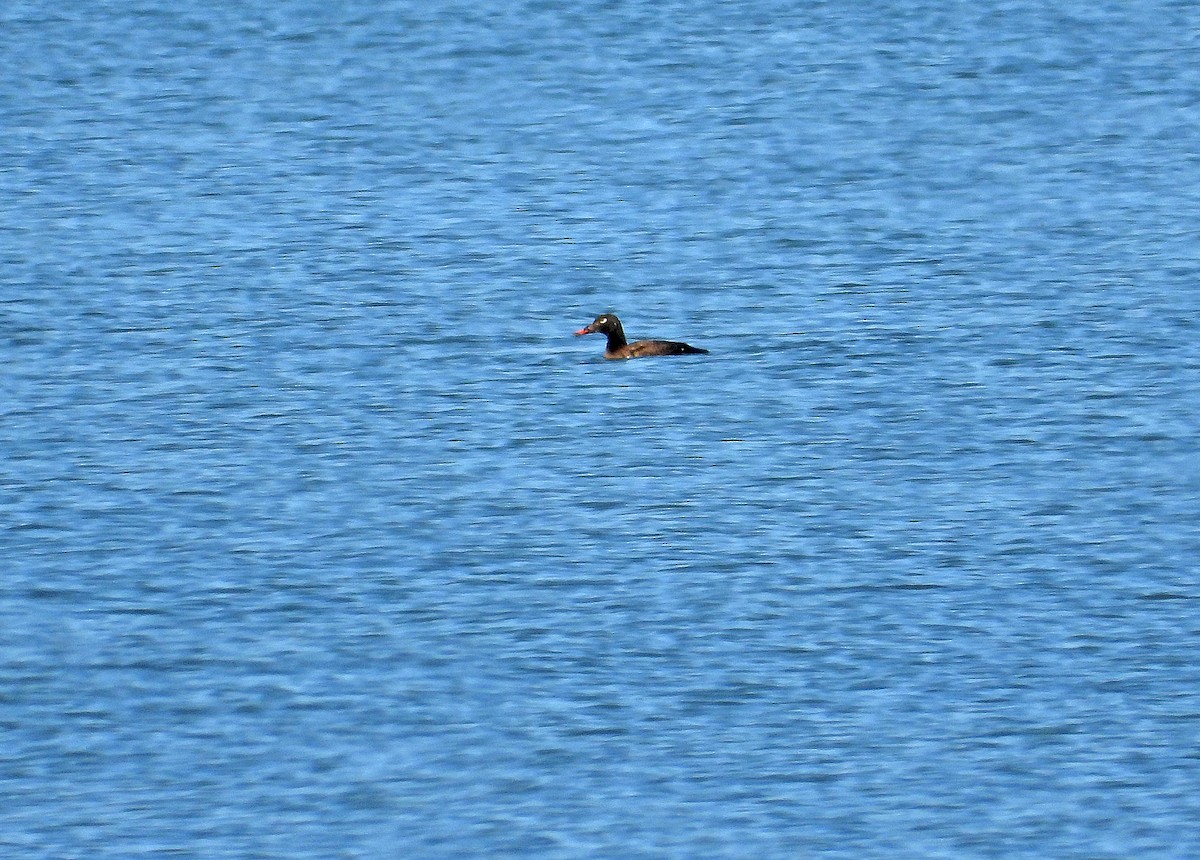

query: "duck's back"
left=619, top=339, right=709, bottom=358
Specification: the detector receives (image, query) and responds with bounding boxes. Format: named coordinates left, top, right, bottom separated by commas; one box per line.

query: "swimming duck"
left=574, top=313, right=708, bottom=360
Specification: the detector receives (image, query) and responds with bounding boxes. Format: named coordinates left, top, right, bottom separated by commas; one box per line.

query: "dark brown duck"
left=574, top=313, right=708, bottom=360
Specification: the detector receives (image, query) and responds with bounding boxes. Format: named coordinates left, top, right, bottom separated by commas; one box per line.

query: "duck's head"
left=574, top=313, right=623, bottom=337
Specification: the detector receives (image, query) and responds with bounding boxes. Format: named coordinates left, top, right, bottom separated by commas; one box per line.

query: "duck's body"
left=574, top=314, right=708, bottom=360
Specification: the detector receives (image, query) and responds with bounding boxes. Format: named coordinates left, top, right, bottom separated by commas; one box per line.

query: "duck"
left=574, top=313, right=708, bottom=360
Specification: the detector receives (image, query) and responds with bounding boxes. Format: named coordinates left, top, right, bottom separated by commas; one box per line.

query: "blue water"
left=4, top=1, right=1200, bottom=856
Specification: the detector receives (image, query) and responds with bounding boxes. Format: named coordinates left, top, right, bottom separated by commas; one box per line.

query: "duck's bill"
left=574, top=327, right=593, bottom=336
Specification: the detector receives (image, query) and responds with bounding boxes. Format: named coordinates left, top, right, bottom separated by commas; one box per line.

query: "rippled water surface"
left=4, top=1, right=1200, bottom=856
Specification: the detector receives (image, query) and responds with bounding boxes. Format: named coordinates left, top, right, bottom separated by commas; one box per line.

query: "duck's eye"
left=599, top=316, right=608, bottom=323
